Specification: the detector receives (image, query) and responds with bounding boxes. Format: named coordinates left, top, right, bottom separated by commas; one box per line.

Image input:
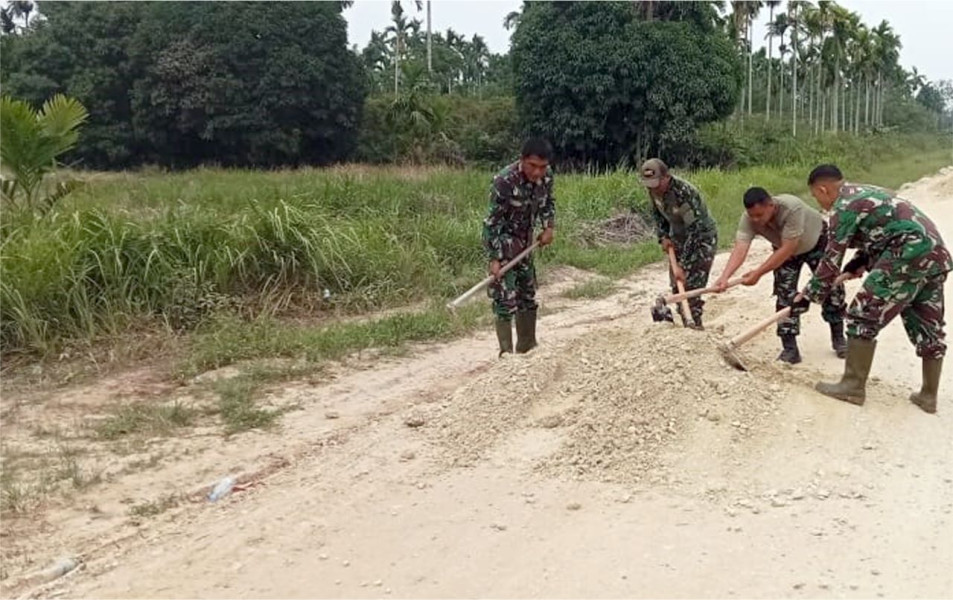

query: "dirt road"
left=5, top=168, right=953, bottom=599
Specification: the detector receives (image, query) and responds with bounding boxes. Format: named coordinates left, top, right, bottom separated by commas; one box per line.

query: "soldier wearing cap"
left=640, top=158, right=718, bottom=329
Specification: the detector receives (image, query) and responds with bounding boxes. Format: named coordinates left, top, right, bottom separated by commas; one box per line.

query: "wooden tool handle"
left=667, top=277, right=743, bottom=304
left=446, top=242, right=540, bottom=310
left=666, top=246, right=692, bottom=323
left=727, top=272, right=853, bottom=347
left=730, top=307, right=792, bottom=347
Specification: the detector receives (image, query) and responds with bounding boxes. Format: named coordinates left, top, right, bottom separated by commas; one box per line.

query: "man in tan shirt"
left=713, top=187, right=847, bottom=363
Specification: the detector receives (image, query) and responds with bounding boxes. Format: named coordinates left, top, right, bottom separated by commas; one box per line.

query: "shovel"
left=446, top=242, right=540, bottom=313
left=718, top=272, right=853, bottom=371
left=650, top=277, right=743, bottom=321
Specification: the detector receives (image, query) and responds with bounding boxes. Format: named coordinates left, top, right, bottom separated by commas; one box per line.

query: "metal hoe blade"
left=717, top=340, right=749, bottom=371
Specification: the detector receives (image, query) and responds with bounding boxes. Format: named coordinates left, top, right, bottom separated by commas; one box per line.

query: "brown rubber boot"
left=910, top=357, right=942, bottom=414
left=830, top=322, right=847, bottom=359
left=515, top=309, right=537, bottom=353
left=815, top=337, right=876, bottom=406
left=496, top=318, right=513, bottom=357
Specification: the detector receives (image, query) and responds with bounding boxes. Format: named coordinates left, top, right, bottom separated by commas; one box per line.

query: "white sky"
left=346, top=0, right=953, bottom=83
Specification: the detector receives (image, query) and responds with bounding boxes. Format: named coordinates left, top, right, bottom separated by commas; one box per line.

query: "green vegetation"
left=0, top=94, right=89, bottom=214
left=0, top=1, right=364, bottom=169
left=562, top=278, right=618, bottom=300
left=2, top=134, right=948, bottom=361
left=96, top=402, right=195, bottom=440
left=512, top=2, right=741, bottom=166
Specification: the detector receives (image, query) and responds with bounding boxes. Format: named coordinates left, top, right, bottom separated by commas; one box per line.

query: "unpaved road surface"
left=3, top=168, right=953, bottom=599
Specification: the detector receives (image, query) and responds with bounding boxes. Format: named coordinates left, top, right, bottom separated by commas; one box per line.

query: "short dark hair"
left=808, top=164, right=843, bottom=185
left=743, top=187, right=772, bottom=209
left=521, top=137, right=552, bottom=161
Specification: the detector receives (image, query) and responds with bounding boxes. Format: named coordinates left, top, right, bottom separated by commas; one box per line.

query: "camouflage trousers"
left=774, top=228, right=846, bottom=336
left=488, top=258, right=537, bottom=320
left=848, top=264, right=948, bottom=359
left=669, top=227, right=718, bottom=324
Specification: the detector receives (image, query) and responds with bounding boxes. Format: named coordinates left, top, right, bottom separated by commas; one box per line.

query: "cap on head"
left=640, top=158, right=668, bottom=188
left=807, top=163, right=843, bottom=185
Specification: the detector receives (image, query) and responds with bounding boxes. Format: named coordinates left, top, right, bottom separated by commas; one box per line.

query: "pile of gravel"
left=423, top=322, right=784, bottom=485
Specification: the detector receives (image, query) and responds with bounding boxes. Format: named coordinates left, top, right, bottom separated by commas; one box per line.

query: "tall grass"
left=2, top=135, right=950, bottom=358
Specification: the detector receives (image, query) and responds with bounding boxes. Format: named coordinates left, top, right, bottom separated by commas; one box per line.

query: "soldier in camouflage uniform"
left=641, top=158, right=718, bottom=329
left=795, top=164, right=952, bottom=413
left=483, top=138, right=556, bottom=356
left=712, top=187, right=847, bottom=364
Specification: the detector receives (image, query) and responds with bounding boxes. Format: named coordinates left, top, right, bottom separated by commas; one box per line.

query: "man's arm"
left=482, top=178, right=509, bottom=274
left=742, top=202, right=806, bottom=286
left=805, top=203, right=861, bottom=302
left=650, top=198, right=670, bottom=244
left=742, top=238, right=799, bottom=284
left=715, top=240, right=752, bottom=289
left=536, top=173, right=555, bottom=246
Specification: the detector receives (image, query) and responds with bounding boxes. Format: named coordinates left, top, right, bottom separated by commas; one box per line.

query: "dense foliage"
left=511, top=1, right=742, bottom=167
left=0, top=1, right=365, bottom=169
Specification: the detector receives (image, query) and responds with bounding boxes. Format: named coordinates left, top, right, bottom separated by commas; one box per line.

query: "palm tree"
left=906, top=66, right=926, bottom=96
left=0, top=7, right=16, bottom=35
left=788, top=0, right=805, bottom=135
left=9, top=0, right=32, bottom=29
left=503, top=10, right=521, bottom=31
left=852, top=25, right=876, bottom=128
left=764, top=1, right=783, bottom=120
left=770, top=13, right=791, bottom=117
left=0, top=94, right=89, bottom=214
left=385, top=1, right=421, bottom=94
left=468, top=35, right=490, bottom=95
left=424, top=1, right=432, bottom=75
left=871, top=20, right=900, bottom=127
left=800, top=4, right=826, bottom=134
left=730, top=1, right=763, bottom=115
left=826, top=4, right=852, bottom=132
left=445, top=28, right=466, bottom=93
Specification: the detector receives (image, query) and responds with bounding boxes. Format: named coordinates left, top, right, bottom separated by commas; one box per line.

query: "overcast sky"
left=345, top=0, right=953, bottom=83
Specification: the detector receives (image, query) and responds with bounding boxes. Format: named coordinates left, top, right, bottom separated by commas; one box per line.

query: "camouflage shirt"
left=482, top=161, right=556, bottom=261
left=649, top=175, right=717, bottom=245
left=805, top=182, right=953, bottom=302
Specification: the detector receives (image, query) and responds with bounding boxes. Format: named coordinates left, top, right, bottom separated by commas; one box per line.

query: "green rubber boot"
left=815, top=337, right=876, bottom=406
left=515, top=309, right=538, bottom=354
left=496, top=318, right=513, bottom=357
left=909, top=358, right=942, bottom=414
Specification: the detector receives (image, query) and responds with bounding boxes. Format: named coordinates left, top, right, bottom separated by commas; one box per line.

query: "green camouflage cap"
left=640, top=158, right=668, bottom=188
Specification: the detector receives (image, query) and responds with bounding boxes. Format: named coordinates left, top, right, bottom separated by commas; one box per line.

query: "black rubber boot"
left=777, top=334, right=802, bottom=364
left=495, top=318, right=513, bottom=357
left=910, top=357, right=942, bottom=414
left=815, top=337, right=876, bottom=406
left=830, top=322, right=847, bottom=359
left=515, top=309, right=538, bottom=354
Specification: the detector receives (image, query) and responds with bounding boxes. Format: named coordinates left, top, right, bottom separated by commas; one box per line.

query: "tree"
left=871, top=20, right=901, bottom=127
left=764, top=0, right=782, bottom=119
left=916, top=83, right=945, bottom=114
left=0, top=94, right=88, bottom=214
left=768, top=13, right=790, bottom=116
left=2, top=1, right=366, bottom=169
left=129, top=2, right=367, bottom=167
left=729, top=1, right=763, bottom=115
left=788, top=0, right=806, bottom=136
left=511, top=1, right=740, bottom=167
